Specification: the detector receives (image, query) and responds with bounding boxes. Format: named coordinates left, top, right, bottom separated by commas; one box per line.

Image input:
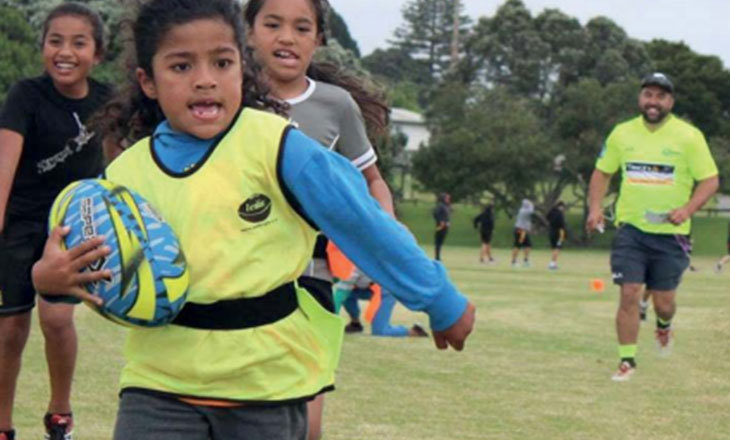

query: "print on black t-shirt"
left=0, top=74, right=112, bottom=220
left=37, top=112, right=97, bottom=174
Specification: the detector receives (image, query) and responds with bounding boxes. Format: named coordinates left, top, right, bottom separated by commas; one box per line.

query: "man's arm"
left=668, top=176, right=719, bottom=225
left=586, top=169, right=613, bottom=232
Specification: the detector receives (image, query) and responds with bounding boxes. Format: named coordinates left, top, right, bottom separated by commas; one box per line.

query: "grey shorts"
left=113, top=391, right=307, bottom=440
left=610, top=224, right=689, bottom=291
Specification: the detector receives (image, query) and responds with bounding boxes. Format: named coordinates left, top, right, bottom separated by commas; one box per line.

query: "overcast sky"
left=334, top=0, right=730, bottom=68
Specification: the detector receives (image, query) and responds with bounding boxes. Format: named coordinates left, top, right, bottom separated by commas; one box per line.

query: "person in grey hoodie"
left=511, top=199, right=534, bottom=267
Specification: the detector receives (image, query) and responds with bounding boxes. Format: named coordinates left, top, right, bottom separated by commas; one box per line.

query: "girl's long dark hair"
left=94, top=0, right=285, bottom=146
left=243, top=0, right=390, bottom=144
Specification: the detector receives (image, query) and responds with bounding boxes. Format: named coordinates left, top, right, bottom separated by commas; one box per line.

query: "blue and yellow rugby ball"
left=49, top=179, right=189, bottom=327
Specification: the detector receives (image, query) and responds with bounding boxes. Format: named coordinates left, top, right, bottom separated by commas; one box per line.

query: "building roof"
left=391, top=107, right=425, bottom=125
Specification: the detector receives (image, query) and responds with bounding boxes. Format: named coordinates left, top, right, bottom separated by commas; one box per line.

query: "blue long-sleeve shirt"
left=152, top=120, right=468, bottom=331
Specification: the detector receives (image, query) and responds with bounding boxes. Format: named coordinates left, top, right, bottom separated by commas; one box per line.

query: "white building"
left=389, top=108, right=430, bottom=199
left=390, top=107, right=429, bottom=156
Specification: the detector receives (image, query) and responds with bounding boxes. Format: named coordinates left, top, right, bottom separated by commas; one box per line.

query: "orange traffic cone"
left=590, top=278, right=605, bottom=293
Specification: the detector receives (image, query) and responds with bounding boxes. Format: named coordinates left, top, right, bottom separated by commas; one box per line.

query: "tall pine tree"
left=391, top=0, right=470, bottom=80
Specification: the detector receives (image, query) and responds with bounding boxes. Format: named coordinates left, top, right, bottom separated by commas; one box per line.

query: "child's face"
left=247, top=0, right=321, bottom=91
left=137, top=19, right=243, bottom=140
left=42, top=15, right=100, bottom=96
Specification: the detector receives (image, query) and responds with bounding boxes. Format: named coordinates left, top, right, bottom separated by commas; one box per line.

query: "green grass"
left=398, top=201, right=730, bottom=256
left=15, top=248, right=730, bottom=439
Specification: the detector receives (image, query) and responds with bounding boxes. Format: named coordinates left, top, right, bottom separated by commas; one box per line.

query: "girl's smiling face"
left=42, top=15, right=100, bottom=98
left=137, top=18, right=243, bottom=139
left=246, top=0, right=322, bottom=96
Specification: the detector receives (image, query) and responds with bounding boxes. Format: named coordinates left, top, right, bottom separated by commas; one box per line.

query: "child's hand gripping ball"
left=47, top=179, right=189, bottom=327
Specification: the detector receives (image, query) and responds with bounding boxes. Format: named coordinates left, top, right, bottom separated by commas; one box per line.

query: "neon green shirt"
left=596, top=114, right=718, bottom=235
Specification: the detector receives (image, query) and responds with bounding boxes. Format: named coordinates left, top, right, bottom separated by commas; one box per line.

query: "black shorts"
left=549, top=228, right=566, bottom=249
left=610, top=224, right=689, bottom=291
left=480, top=229, right=493, bottom=244
left=513, top=228, right=531, bottom=248
left=0, top=219, right=47, bottom=316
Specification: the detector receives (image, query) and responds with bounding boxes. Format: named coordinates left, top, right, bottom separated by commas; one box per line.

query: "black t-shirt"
left=433, top=202, right=450, bottom=225
left=547, top=207, right=566, bottom=231
left=473, top=209, right=494, bottom=233
left=0, top=74, right=112, bottom=221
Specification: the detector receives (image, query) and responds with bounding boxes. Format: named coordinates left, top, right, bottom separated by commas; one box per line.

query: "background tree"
left=364, top=0, right=471, bottom=112
left=362, top=48, right=432, bottom=86
left=581, top=17, right=651, bottom=85
left=391, top=0, right=471, bottom=79
left=328, top=8, right=360, bottom=57
left=646, top=39, right=730, bottom=138
left=0, top=6, right=39, bottom=103
left=362, top=48, right=432, bottom=110
left=709, top=136, right=730, bottom=193
left=465, top=0, right=549, bottom=97
left=413, top=86, right=554, bottom=213
left=532, top=8, right=585, bottom=95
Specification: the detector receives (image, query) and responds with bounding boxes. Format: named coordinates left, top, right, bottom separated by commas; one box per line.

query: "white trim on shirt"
left=352, top=148, right=377, bottom=171
left=285, top=78, right=317, bottom=105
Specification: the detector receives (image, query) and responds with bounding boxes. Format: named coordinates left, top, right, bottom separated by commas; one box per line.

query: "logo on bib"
left=238, top=194, right=272, bottom=223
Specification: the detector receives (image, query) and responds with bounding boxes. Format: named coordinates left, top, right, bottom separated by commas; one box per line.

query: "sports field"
left=14, top=247, right=730, bottom=440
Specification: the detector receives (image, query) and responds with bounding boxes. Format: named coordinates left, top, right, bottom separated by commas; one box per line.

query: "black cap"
left=641, top=72, right=674, bottom=94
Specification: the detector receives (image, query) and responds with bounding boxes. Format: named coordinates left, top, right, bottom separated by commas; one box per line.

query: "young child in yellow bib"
left=29, top=1, right=476, bottom=438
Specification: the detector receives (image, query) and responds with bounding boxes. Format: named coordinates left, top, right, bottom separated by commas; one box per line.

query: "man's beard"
left=641, top=106, right=669, bottom=124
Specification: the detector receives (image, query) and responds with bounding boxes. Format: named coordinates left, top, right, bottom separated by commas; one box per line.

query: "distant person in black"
left=433, top=193, right=451, bottom=261
left=473, top=204, right=495, bottom=264
left=547, top=201, right=567, bottom=270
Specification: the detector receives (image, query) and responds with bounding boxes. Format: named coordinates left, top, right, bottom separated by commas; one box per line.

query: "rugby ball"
left=48, top=179, right=189, bottom=327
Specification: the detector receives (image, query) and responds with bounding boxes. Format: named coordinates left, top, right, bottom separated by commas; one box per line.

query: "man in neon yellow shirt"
left=586, top=73, right=719, bottom=381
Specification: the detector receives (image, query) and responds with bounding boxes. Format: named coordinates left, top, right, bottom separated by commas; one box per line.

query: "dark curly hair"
left=94, top=0, right=286, bottom=146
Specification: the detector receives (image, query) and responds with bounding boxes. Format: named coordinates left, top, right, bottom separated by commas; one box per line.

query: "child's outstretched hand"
left=432, top=302, right=476, bottom=351
left=31, top=226, right=110, bottom=306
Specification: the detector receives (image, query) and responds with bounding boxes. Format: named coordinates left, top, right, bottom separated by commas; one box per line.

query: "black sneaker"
left=639, top=303, right=648, bottom=322
left=344, top=321, right=364, bottom=333
left=44, top=413, right=73, bottom=440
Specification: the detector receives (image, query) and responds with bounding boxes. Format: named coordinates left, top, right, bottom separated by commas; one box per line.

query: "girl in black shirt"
left=0, top=4, right=111, bottom=439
